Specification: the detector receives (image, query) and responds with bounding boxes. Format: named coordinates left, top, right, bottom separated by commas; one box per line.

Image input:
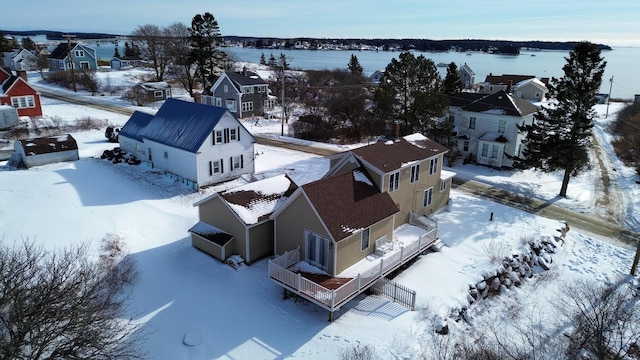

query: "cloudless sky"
left=3, top=0, right=639, bottom=46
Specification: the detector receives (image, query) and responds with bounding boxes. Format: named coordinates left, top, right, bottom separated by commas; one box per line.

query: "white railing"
left=269, top=229, right=438, bottom=312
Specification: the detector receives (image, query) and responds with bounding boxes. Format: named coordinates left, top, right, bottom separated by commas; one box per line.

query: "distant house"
left=134, top=81, right=172, bottom=102
left=2, top=49, right=38, bottom=71
left=110, top=56, right=143, bottom=70
left=458, top=63, right=475, bottom=89
left=512, top=78, right=548, bottom=102
left=480, top=74, right=549, bottom=96
left=450, top=90, right=539, bottom=168
left=0, top=67, right=43, bottom=117
left=47, top=42, right=97, bottom=72
left=118, top=98, right=256, bottom=189
left=13, top=134, right=79, bottom=168
left=190, top=174, right=298, bottom=264
left=200, top=70, right=276, bottom=119
left=369, top=70, right=385, bottom=86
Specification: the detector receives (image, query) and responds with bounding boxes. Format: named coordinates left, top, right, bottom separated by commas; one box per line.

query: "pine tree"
left=443, top=62, right=463, bottom=95
left=189, top=12, right=224, bottom=89
left=372, top=51, right=449, bottom=137
left=267, top=54, right=278, bottom=68
left=260, top=52, right=266, bottom=66
left=348, top=54, right=363, bottom=75
left=512, top=41, right=606, bottom=197
left=279, top=53, right=289, bottom=70
left=113, top=45, right=121, bottom=58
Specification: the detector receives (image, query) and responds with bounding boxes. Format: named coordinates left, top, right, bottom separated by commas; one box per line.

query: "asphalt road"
left=34, top=86, right=639, bottom=248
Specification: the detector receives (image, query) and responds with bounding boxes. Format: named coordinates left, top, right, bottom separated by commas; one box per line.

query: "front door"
left=305, top=231, right=329, bottom=273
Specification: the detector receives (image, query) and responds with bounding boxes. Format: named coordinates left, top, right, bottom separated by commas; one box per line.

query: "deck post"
left=357, top=274, right=361, bottom=291
left=297, top=272, right=302, bottom=291
left=400, top=245, right=404, bottom=261
left=379, top=259, right=384, bottom=276
left=328, top=310, right=334, bottom=322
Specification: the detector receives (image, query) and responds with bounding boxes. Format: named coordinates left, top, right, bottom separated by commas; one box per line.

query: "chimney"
left=242, top=66, right=247, bottom=76
left=16, top=70, right=28, bottom=82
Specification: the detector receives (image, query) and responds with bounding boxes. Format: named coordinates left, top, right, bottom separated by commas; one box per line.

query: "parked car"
left=105, top=125, right=121, bottom=142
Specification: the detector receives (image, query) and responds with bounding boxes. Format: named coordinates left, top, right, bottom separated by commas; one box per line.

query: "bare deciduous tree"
left=0, top=236, right=143, bottom=360
left=132, top=24, right=168, bottom=81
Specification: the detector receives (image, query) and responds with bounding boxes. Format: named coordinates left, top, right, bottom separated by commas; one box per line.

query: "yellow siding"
left=247, top=221, right=274, bottom=264
left=335, top=217, right=394, bottom=274
left=191, top=234, right=233, bottom=261
left=198, top=197, right=248, bottom=260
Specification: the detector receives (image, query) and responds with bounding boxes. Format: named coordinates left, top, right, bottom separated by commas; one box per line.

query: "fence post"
left=357, top=273, right=361, bottom=291
left=297, top=272, right=302, bottom=290
left=379, top=259, right=384, bottom=276
left=411, top=290, right=416, bottom=311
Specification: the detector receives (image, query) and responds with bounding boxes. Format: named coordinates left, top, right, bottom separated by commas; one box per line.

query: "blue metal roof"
left=120, top=111, right=153, bottom=141
left=140, top=98, right=230, bottom=153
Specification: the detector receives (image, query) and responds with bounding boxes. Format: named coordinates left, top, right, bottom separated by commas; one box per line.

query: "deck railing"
left=268, top=225, right=438, bottom=312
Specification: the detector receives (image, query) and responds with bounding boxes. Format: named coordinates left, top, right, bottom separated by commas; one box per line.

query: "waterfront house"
left=200, top=70, right=276, bottom=119
left=0, top=67, right=43, bottom=117
left=47, top=42, right=97, bottom=72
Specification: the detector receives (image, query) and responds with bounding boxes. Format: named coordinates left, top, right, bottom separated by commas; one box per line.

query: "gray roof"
left=120, top=111, right=153, bottom=141
left=460, top=90, right=539, bottom=117
left=225, top=71, right=268, bottom=87
left=137, top=98, right=254, bottom=153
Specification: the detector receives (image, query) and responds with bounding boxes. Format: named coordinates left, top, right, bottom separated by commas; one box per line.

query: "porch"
left=268, top=217, right=439, bottom=320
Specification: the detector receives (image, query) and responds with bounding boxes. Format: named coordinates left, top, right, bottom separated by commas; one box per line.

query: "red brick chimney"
left=16, top=70, right=28, bottom=82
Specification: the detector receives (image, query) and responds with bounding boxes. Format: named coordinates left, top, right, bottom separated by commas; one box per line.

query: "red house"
left=0, top=67, right=42, bottom=117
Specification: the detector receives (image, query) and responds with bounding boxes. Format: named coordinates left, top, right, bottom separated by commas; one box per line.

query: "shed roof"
left=351, top=136, right=448, bottom=174
left=189, top=221, right=234, bottom=246
left=18, top=134, right=78, bottom=156
left=302, top=168, right=399, bottom=241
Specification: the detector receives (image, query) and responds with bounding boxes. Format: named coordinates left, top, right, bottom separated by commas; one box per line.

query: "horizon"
left=2, top=0, right=639, bottom=47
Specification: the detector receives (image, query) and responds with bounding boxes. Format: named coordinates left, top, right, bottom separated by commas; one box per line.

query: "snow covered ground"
left=1, top=68, right=638, bottom=359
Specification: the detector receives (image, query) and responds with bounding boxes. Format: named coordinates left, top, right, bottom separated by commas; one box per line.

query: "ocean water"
left=23, top=35, right=640, bottom=100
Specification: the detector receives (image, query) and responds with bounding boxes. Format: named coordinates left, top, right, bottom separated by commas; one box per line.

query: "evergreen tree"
left=512, top=41, right=606, bottom=197
left=113, top=45, right=121, bottom=58
left=348, top=54, right=363, bottom=75
left=372, top=51, right=449, bottom=137
left=189, top=12, right=225, bottom=89
left=267, top=54, right=278, bottom=68
left=260, top=52, right=266, bottom=65
left=278, top=53, right=289, bottom=70
left=123, top=42, right=139, bottom=57
left=443, top=62, right=463, bottom=95
left=20, top=37, right=36, bottom=51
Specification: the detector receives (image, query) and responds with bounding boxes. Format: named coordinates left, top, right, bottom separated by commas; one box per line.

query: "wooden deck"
left=268, top=222, right=438, bottom=316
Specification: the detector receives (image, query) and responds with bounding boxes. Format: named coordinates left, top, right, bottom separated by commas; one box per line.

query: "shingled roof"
left=351, top=136, right=448, bottom=174
left=302, top=168, right=399, bottom=241
left=219, top=174, right=298, bottom=225
left=459, top=90, right=539, bottom=117
left=48, top=43, right=75, bottom=60
left=225, top=70, right=268, bottom=87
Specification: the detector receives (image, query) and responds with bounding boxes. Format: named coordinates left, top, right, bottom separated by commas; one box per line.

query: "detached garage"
left=14, top=134, right=79, bottom=168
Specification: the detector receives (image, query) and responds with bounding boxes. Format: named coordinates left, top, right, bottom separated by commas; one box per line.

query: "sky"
left=1, top=69, right=638, bottom=358
left=3, top=0, right=640, bottom=46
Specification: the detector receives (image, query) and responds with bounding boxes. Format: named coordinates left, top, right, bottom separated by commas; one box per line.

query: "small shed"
left=136, top=81, right=172, bottom=101
left=0, top=105, right=19, bottom=130
left=14, top=134, right=79, bottom=168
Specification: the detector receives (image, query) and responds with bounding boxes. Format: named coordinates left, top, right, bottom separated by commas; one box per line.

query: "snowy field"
left=0, top=68, right=638, bottom=359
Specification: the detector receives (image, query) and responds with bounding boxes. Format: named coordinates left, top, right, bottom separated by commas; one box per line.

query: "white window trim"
left=361, top=228, right=370, bottom=251
left=410, top=163, right=420, bottom=183
left=423, top=187, right=433, bottom=207
left=389, top=171, right=400, bottom=192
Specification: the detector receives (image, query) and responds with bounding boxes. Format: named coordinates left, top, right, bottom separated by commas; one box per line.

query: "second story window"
left=469, top=117, right=476, bottom=129
left=410, top=164, right=420, bottom=183
left=74, top=50, right=84, bottom=57
left=389, top=171, right=399, bottom=192
left=229, top=128, right=238, bottom=141
left=361, top=228, right=370, bottom=251
left=498, top=120, right=506, bottom=133
left=429, top=157, right=438, bottom=175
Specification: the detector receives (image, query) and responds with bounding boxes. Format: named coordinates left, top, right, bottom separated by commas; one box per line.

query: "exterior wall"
left=195, top=113, right=255, bottom=187
left=199, top=197, right=247, bottom=260
left=3, top=79, right=42, bottom=117
left=274, top=193, right=335, bottom=272
left=247, top=221, right=274, bottom=264
left=212, top=76, right=241, bottom=117
left=335, top=216, right=394, bottom=275
left=143, top=138, right=199, bottom=183
left=49, top=44, right=97, bottom=72
left=382, top=155, right=446, bottom=226
left=237, top=85, right=267, bottom=118
left=191, top=234, right=231, bottom=261
left=118, top=136, right=146, bottom=160
left=513, top=83, right=546, bottom=102
left=18, top=149, right=79, bottom=168
left=480, top=84, right=508, bottom=94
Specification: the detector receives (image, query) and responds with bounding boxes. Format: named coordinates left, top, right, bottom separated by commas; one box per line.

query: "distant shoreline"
left=1, top=29, right=612, bottom=52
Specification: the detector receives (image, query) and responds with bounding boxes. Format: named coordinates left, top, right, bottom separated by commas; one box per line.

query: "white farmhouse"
left=451, top=90, right=539, bottom=168
left=118, top=98, right=256, bottom=189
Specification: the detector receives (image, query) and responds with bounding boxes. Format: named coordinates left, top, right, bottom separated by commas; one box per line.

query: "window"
left=79, top=61, right=89, bottom=69
left=410, top=164, right=420, bottom=183
left=215, top=130, right=223, bottom=144
left=154, top=90, right=164, bottom=98
left=209, top=160, right=221, bottom=175
left=232, top=155, right=242, bottom=170
left=481, top=143, right=489, bottom=157
left=74, top=50, right=84, bottom=57
left=535, top=92, right=541, bottom=99
left=226, top=100, right=236, bottom=112
left=491, top=145, right=499, bottom=159
left=229, top=128, right=238, bottom=141
left=215, top=98, right=222, bottom=106
left=429, top=157, right=438, bottom=175
left=163, top=151, right=168, bottom=159
left=243, top=87, right=251, bottom=94
left=469, top=117, right=476, bottom=129
left=361, top=228, right=370, bottom=251
left=148, top=147, right=152, bottom=161
left=10, top=96, right=35, bottom=109
left=463, top=140, right=469, bottom=152
left=223, top=85, right=228, bottom=93
left=423, top=187, right=433, bottom=207
left=388, top=171, right=399, bottom=192
left=242, top=101, right=253, bottom=112
left=440, top=180, right=446, bottom=192
left=498, top=120, right=506, bottom=133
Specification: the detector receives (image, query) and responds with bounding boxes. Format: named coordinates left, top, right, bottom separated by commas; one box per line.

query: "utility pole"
left=280, top=55, right=286, bottom=136
left=605, top=75, right=613, bottom=118
left=64, top=34, right=77, bottom=92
